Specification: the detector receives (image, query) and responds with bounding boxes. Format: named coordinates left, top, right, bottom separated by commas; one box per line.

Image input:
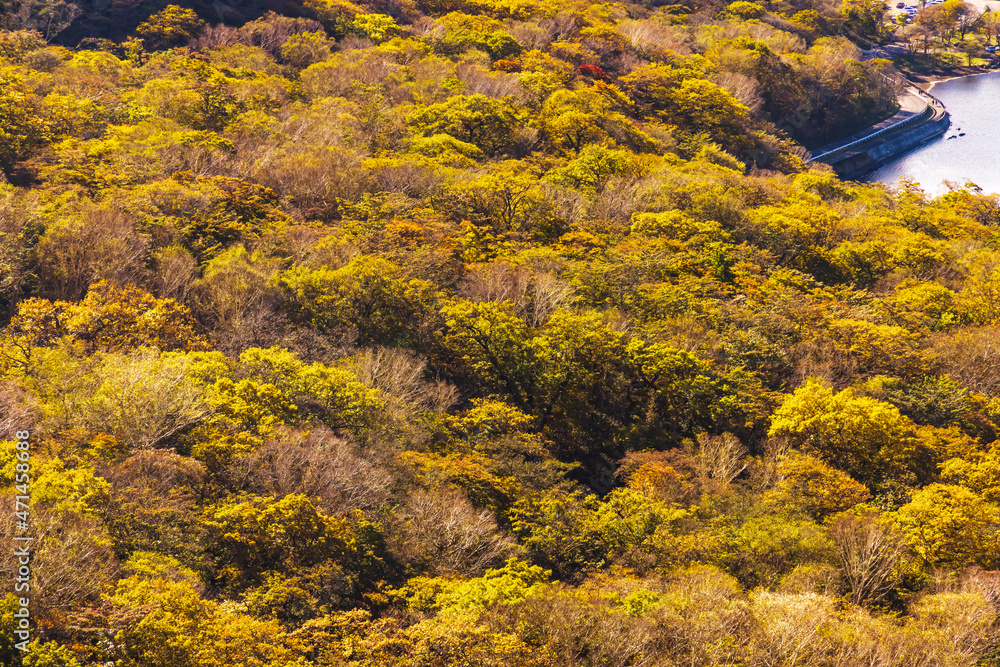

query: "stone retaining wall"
left=825, top=114, right=950, bottom=180
left=813, top=86, right=950, bottom=180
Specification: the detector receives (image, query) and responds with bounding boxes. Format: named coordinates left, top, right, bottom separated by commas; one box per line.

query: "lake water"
left=870, top=71, right=1000, bottom=196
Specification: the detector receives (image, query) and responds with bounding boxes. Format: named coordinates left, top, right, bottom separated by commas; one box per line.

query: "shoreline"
left=808, top=48, right=989, bottom=176
left=906, top=65, right=999, bottom=90
left=832, top=55, right=1000, bottom=181
left=808, top=69, right=951, bottom=178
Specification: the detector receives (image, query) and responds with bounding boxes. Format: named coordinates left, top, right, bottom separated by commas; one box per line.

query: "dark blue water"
left=870, top=71, right=1000, bottom=196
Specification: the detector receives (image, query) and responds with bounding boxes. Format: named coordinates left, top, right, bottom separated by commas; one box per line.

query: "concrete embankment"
left=807, top=87, right=950, bottom=180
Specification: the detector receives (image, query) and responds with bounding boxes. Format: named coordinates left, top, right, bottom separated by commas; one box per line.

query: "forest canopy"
left=2, top=0, right=1000, bottom=665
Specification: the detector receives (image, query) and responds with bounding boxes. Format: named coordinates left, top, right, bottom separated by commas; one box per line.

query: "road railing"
left=806, top=101, right=934, bottom=163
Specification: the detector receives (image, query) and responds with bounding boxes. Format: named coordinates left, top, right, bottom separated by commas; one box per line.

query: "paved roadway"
left=808, top=1, right=994, bottom=160
left=807, top=88, right=929, bottom=159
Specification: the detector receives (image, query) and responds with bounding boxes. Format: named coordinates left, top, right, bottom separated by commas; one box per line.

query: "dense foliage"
left=2, top=0, right=1000, bottom=665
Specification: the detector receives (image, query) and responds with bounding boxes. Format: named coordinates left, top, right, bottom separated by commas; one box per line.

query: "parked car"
left=987, top=45, right=997, bottom=53
left=896, top=2, right=905, bottom=7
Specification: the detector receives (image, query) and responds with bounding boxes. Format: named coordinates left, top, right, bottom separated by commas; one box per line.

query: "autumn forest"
left=1, top=0, right=1000, bottom=664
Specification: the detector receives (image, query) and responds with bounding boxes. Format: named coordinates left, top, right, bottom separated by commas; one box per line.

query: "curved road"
left=806, top=88, right=931, bottom=162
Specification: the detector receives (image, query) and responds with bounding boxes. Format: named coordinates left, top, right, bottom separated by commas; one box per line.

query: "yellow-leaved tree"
left=768, top=379, right=933, bottom=488
left=895, top=483, right=1000, bottom=570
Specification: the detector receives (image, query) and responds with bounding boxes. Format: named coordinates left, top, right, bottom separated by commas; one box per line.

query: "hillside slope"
left=1, top=1, right=1000, bottom=665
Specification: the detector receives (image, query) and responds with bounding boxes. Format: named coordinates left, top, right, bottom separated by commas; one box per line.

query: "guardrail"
left=807, top=103, right=934, bottom=163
